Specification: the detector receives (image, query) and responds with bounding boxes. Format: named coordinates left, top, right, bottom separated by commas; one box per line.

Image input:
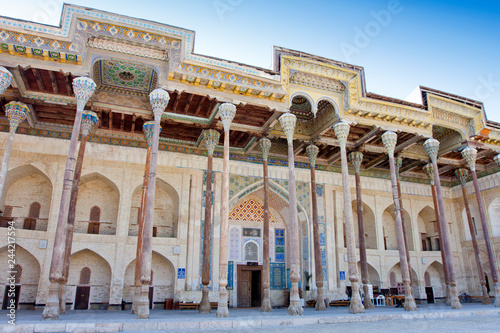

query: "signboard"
left=340, top=271, right=346, bottom=280
left=177, top=268, right=185, bottom=279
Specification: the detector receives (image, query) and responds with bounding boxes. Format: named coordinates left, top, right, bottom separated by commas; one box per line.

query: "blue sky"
left=3, top=0, right=500, bottom=121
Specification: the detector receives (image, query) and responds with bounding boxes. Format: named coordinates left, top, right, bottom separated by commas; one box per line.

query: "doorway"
left=149, top=286, right=154, bottom=309
left=2, top=285, right=21, bottom=310
left=74, top=286, right=90, bottom=310
left=237, top=265, right=262, bottom=308
left=425, top=287, right=435, bottom=303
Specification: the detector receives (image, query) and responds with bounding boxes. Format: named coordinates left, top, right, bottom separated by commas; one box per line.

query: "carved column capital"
left=202, top=129, right=221, bottom=156
left=259, top=137, right=272, bottom=161
left=381, top=131, right=397, bottom=158
left=306, top=144, right=319, bottom=168
left=279, top=112, right=297, bottom=143
left=461, top=147, right=478, bottom=171
left=455, top=168, right=469, bottom=187
left=348, top=151, right=363, bottom=173
left=423, top=138, right=440, bottom=163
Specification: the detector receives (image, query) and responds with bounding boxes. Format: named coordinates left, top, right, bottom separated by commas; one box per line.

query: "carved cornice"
left=428, top=94, right=484, bottom=137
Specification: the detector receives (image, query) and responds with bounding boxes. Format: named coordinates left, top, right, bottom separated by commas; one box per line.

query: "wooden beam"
left=184, top=93, right=194, bottom=114
left=353, top=126, right=380, bottom=149
left=400, top=160, right=426, bottom=174
left=48, top=70, right=59, bottom=94
left=120, top=113, right=125, bottom=131
left=327, top=151, right=341, bottom=165
left=394, top=135, right=423, bottom=154
left=194, top=96, right=207, bottom=117
left=17, top=66, right=30, bottom=90
left=109, top=111, right=113, bottom=130
left=171, top=91, right=181, bottom=113
left=62, top=71, right=73, bottom=96
left=365, top=135, right=422, bottom=170
left=294, top=141, right=306, bottom=156
left=31, top=68, right=45, bottom=92
left=364, top=154, right=387, bottom=170
left=131, top=115, right=136, bottom=133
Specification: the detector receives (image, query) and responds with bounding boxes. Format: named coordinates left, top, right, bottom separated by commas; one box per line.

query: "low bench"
left=330, top=300, right=350, bottom=306
left=179, top=301, right=224, bottom=310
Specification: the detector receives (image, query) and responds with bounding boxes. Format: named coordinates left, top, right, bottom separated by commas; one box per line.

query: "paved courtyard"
left=1, top=303, right=499, bottom=332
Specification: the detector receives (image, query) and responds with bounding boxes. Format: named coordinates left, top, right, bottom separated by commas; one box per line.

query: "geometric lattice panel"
left=228, top=198, right=278, bottom=223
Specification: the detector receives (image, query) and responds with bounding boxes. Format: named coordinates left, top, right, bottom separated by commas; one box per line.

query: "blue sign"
left=177, top=268, right=186, bottom=279
left=340, top=271, right=346, bottom=281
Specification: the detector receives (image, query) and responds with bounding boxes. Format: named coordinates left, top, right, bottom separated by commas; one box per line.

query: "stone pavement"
left=1, top=303, right=499, bottom=333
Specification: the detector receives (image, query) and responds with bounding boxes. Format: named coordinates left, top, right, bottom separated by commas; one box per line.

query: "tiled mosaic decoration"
left=228, top=199, right=278, bottom=223
left=275, top=229, right=285, bottom=263
left=270, top=263, right=286, bottom=290
left=229, top=175, right=261, bottom=199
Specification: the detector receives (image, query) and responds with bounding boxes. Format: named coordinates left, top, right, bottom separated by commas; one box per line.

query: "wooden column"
left=216, top=103, right=236, bottom=318
left=462, top=147, right=500, bottom=307
left=60, top=111, right=99, bottom=314
left=0, top=102, right=28, bottom=204
left=423, top=163, right=450, bottom=305
left=382, top=131, right=416, bottom=311
left=200, top=129, right=220, bottom=314
left=132, top=121, right=155, bottom=314
left=395, top=157, right=413, bottom=289
left=306, top=144, right=326, bottom=311
left=279, top=113, right=304, bottom=316
left=260, top=138, right=272, bottom=312
left=456, top=168, right=491, bottom=304
left=137, top=89, right=170, bottom=319
left=348, top=151, right=374, bottom=309
left=424, top=138, right=461, bottom=309
left=43, top=77, right=96, bottom=320
left=334, top=122, right=364, bottom=313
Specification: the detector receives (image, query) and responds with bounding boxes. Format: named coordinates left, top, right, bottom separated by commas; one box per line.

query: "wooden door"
left=149, top=286, right=154, bottom=309
left=75, top=286, right=90, bottom=309
left=425, top=287, right=434, bottom=303
left=2, top=285, right=21, bottom=310
left=238, top=270, right=251, bottom=307
left=88, top=222, right=100, bottom=234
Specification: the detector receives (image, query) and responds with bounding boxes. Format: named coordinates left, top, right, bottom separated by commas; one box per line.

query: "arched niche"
left=424, top=261, right=446, bottom=298
left=128, top=178, right=179, bottom=238
left=461, top=204, right=483, bottom=241
left=487, top=197, right=500, bottom=237
left=2, top=165, right=52, bottom=232
left=75, top=173, right=120, bottom=235
left=356, top=261, right=381, bottom=287
left=66, top=249, right=112, bottom=306
left=0, top=245, right=41, bottom=305
left=123, top=252, right=175, bottom=304
left=417, top=206, right=440, bottom=251
left=387, top=262, right=419, bottom=296
left=382, top=204, right=414, bottom=251
left=351, top=200, right=377, bottom=249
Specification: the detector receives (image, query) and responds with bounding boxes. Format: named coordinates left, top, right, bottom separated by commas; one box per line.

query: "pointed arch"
left=418, top=205, right=440, bottom=251
left=128, top=177, right=179, bottom=238
left=2, top=164, right=53, bottom=231
left=382, top=204, right=414, bottom=251
left=0, top=245, right=41, bottom=304
left=424, top=261, right=446, bottom=298
left=76, top=172, right=120, bottom=235
left=123, top=251, right=175, bottom=302
left=487, top=197, right=500, bottom=237
left=351, top=200, right=377, bottom=249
